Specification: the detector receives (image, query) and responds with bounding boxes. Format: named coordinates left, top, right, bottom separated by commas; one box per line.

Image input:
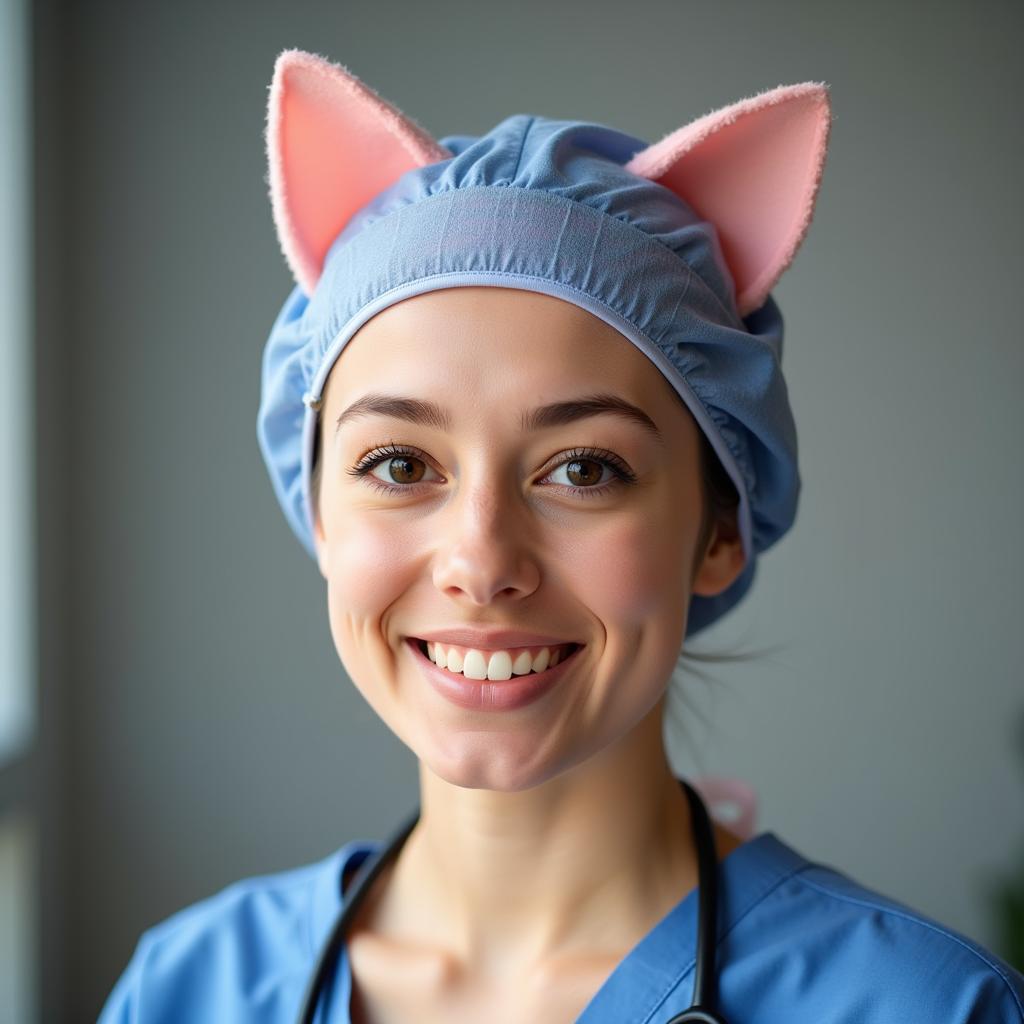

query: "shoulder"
left=727, top=834, right=1024, bottom=1022
left=98, top=840, right=369, bottom=1023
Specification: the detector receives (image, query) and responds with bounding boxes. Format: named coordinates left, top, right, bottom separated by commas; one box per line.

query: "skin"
left=312, top=286, right=748, bottom=1023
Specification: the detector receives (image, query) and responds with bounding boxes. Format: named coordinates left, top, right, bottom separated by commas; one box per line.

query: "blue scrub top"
left=99, top=830, right=1024, bottom=1022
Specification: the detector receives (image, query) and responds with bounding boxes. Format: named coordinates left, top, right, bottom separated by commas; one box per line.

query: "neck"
left=379, top=700, right=699, bottom=977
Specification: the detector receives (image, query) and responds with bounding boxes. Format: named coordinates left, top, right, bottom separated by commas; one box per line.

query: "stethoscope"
left=297, top=777, right=729, bottom=1023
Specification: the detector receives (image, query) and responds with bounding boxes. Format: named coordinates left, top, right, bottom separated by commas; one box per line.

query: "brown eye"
left=542, top=447, right=637, bottom=499
left=564, top=459, right=604, bottom=487
left=384, top=455, right=425, bottom=484
left=346, top=444, right=441, bottom=494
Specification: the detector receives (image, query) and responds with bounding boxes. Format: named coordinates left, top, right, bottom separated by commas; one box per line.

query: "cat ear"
left=624, top=82, right=832, bottom=318
left=265, top=49, right=452, bottom=295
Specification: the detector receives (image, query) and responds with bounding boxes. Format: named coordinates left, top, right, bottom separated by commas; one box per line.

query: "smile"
left=413, top=638, right=582, bottom=681
left=406, top=637, right=585, bottom=711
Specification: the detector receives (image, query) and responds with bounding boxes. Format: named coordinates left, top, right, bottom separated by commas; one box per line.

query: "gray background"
left=30, top=0, right=1024, bottom=1020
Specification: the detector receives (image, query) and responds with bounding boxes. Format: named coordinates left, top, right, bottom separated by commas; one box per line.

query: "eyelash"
left=346, top=442, right=638, bottom=499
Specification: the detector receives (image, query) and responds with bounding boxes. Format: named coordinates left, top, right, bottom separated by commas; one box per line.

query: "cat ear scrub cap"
left=257, top=48, right=832, bottom=638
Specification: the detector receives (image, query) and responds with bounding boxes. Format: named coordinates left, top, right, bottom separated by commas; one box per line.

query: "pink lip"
left=410, top=627, right=579, bottom=649
left=406, top=637, right=583, bottom=712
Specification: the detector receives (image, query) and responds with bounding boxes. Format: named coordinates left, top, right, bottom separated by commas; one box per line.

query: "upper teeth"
left=425, top=642, right=572, bottom=681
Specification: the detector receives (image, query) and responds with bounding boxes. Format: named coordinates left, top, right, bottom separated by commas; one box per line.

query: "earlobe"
left=691, top=520, right=746, bottom=598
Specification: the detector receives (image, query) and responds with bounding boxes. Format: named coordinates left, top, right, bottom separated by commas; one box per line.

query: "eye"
left=346, top=443, right=637, bottom=499
left=346, top=443, right=442, bottom=495
left=541, top=447, right=637, bottom=498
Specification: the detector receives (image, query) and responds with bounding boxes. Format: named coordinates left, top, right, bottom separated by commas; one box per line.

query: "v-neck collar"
left=309, top=830, right=812, bottom=1024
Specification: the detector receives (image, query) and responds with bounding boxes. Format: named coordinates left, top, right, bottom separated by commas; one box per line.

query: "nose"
left=430, top=466, right=542, bottom=605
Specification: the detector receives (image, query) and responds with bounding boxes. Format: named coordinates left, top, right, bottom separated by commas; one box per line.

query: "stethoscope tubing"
left=297, top=809, right=419, bottom=1024
left=296, top=777, right=728, bottom=1024
left=664, top=777, right=728, bottom=1023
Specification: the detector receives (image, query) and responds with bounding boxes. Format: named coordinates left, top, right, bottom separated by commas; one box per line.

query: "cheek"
left=562, top=509, right=693, bottom=626
left=322, top=517, right=417, bottom=647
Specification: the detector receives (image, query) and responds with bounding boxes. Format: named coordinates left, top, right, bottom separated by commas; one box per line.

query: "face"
left=312, top=286, right=744, bottom=791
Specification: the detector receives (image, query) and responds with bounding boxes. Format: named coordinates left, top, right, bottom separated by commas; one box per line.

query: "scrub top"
left=98, top=830, right=1024, bottom=1023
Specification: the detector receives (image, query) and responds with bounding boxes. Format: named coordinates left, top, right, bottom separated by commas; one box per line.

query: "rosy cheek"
left=557, top=513, right=690, bottom=626
left=322, top=520, right=420, bottom=696
left=326, top=517, right=418, bottom=613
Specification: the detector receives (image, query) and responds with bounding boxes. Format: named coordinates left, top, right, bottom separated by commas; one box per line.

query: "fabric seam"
left=335, top=182, right=739, bottom=328
left=509, top=116, right=534, bottom=180
left=638, top=859, right=814, bottom=1024
left=794, top=872, right=1024, bottom=1017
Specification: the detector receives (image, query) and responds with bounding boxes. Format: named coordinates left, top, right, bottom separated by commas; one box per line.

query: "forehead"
left=324, top=286, right=671, bottom=405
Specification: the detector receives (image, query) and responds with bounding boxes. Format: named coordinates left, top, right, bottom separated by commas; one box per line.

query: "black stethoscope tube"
left=297, top=777, right=729, bottom=1024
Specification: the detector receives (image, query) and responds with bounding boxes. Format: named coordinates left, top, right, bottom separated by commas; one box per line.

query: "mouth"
left=410, top=638, right=584, bottom=679
left=405, top=636, right=584, bottom=711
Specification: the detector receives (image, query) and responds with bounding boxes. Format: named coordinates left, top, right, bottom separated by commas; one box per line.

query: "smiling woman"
left=306, top=285, right=747, bottom=795
left=97, top=48, right=1024, bottom=1024
left=306, top=290, right=746, bottom=717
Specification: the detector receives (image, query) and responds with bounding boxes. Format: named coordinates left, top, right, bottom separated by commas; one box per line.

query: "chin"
left=418, top=725, right=605, bottom=794
left=417, top=735, right=562, bottom=793
left=430, top=753, right=543, bottom=793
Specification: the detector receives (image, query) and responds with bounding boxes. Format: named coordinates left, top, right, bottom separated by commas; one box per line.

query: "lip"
left=406, top=636, right=583, bottom=712
left=410, top=627, right=580, bottom=649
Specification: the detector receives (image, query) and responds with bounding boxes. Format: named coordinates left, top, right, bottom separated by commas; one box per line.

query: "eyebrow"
left=334, top=391, right=664, bottom=446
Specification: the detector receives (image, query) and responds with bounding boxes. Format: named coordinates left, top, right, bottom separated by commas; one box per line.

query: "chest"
left=345, top=936, right=623, bottom=1024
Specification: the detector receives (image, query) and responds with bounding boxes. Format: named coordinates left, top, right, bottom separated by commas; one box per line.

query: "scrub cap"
left=257, top=49, right=832, bottom=638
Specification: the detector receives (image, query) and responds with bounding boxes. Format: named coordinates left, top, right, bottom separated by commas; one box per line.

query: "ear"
left=312, top=506, right=328, bottom=579
left=265, top=49, right=452, bottom=296
left=624, top=82, right=832, bottom=318
left=690, top=516, right=746, bottom=598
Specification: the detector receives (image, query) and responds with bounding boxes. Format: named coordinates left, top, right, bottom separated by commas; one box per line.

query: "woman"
left=99, top=49, right=1024, bottom=1022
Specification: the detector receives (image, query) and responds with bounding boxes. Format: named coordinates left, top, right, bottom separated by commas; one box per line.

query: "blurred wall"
left=33, top=0, right=1024, bottom=1018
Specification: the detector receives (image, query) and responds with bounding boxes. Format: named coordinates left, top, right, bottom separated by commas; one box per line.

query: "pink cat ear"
left=624, top=82, right=832, bottom=317
left=265, top=49, right=452, bottom=295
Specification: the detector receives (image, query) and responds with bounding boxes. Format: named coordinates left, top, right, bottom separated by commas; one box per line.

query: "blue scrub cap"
left=257, top=49, right=832, bottom=638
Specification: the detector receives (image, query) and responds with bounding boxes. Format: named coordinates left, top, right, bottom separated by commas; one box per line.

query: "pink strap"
left=691, top=775, right=758, bottom=840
